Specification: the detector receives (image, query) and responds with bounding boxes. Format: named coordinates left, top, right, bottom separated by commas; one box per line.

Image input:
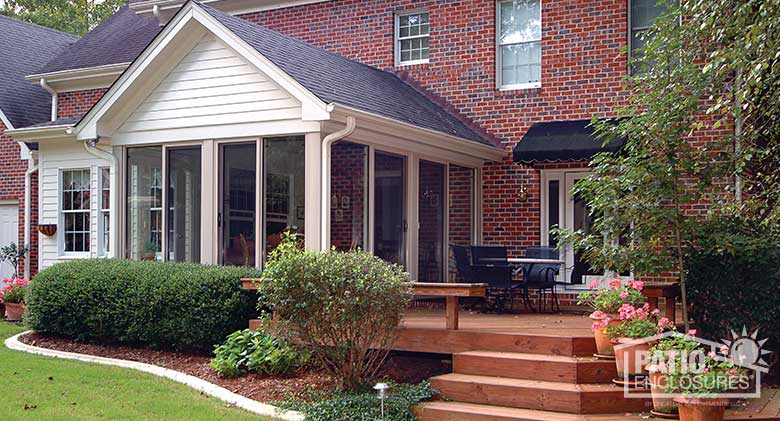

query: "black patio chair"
left=451, top=245, right=477, bottom=282
left=469, top=245, right=518, bottom=313
left=520, top=247, right=562, bottom=312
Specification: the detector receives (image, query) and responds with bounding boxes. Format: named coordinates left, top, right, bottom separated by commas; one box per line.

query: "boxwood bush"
left=26, top=259, right=259, bottom=352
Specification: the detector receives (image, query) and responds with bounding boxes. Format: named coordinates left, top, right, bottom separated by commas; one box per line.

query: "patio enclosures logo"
left=618, top=328, right=771, bottom=399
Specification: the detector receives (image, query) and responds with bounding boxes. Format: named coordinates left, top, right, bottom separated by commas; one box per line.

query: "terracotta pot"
left=612, top=337, right=653, bottom=377
left=4, top=302, right=24, bottom=321
left=590, top=312, right=620, bottom=356
left=673, top=397, right=730, bottom=421
left=647, top=364, right=678, bottom=416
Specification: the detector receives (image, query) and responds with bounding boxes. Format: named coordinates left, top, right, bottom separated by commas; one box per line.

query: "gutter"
left=83, top=139, right=119, bottom=258
left=39, top=79, right=57, bottom=121
left=23, top=153, right=38, bottom=280
left=320, top=114, right=356, bottom=250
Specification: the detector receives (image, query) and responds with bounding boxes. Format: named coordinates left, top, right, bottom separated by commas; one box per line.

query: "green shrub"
left=278, top=381, right=436, bottom=421
left=686, top=216, right=780, bottom=373
left=210, top=328, right=309, bottom=377
left=26, top=259, right=259, bottom=352
left=260, top=232, right=412, bottom=390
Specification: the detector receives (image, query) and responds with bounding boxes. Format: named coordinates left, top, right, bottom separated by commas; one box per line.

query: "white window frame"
left=60, top=168, right=92, bottom=257
left=496, top=0, right=543, bottom=91
left=98, top=167, right=111, bottom=257
left=395, top=10, right=430, bottom=66
left=628, top=0, right=672, bottom=75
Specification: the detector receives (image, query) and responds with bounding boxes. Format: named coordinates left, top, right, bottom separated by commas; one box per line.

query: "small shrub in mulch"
left=210, top=328, right=309, bottom=378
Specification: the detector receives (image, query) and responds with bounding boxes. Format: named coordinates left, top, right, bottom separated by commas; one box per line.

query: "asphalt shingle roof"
left=198, top=3, right=492, bottom=145
left=37, top=6, right=161, bottom=74
left=0, top=15, right=77, bottom=128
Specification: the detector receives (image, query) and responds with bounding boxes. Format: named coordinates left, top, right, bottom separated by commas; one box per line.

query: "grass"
left=0, top=322, right=270, bottom=420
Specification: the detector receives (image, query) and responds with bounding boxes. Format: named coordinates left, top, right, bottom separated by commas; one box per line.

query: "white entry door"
left=0, top=204, right=19, bottom=279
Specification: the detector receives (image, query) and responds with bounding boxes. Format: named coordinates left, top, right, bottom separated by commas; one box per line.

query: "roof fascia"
left=130, top=0, right=330, bottom=21
left=0, top=109, right=14, bottom=130
left=5, top=124, right=76, bottom=143
left=26, top=63, right=130, bottom=93
left=329, top=104, right=507, bottom=163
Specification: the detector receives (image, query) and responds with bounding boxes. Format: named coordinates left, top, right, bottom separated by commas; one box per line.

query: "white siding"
left=116, top=34, right=302, bottom=142
left=38, top=142, right=109, bottom=269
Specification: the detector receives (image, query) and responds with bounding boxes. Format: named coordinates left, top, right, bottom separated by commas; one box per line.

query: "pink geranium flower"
left=607, top=278, right=622, bottom=290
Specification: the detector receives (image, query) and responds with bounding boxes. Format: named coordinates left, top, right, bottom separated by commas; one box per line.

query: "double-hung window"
left=61, top=169, right=91, bottom=254
left=497, top=0, right=542, bottom=89
left=396, top=11, right=430, bottom=65
left=629, top=0, right=667, bottom=74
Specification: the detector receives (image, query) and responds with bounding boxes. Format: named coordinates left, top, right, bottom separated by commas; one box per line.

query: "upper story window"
left=497, top=0, right=542, bottom=90
left=61, top=169, right=91, bottom=254
left=396, top=11, right=430, bottom=66
left=629, top=0, right=667, bottom=74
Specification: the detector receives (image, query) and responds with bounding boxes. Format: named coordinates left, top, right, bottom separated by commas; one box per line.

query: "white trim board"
left=4, top=331, right=304, bottom=421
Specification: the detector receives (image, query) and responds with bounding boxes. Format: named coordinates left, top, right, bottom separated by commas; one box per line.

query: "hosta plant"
left=210, top=328, right=309, bottom=378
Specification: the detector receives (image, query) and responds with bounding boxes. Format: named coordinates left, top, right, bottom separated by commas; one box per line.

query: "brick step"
left=454, top=350, right=616, bottom=383
left=394, top=328, right=597, bottom=355
left=414, top=401, right=646, bottom=421
left=429, top=373, right=650, bottom=414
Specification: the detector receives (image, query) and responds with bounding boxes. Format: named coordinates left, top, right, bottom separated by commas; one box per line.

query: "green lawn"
left=0, top=322, right=268, bottom=420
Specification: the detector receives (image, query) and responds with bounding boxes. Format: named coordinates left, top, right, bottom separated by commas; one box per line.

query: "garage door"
left=0, top=204, right=19, bottom=279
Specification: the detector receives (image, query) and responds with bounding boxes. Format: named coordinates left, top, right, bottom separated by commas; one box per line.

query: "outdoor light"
left=517, top=185, right=529, bottom=202
left=373, top=382, right=389, bottom=418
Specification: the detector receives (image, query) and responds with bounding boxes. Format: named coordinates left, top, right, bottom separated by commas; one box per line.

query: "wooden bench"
left=643, top=282, right=680, bottom=323
left=407, top=282, right=487, bottom=330
left=242, top=278, right=486, bottom=331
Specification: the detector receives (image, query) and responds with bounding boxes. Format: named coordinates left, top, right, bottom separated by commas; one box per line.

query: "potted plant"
left=664, top=353, right=742, bottom=421
left=1, top=278, right=29, bottom=321
left=142, top=240, right=159, bottom=261
left=607, top=302, right=676, bottom=378
left=645, top=332, right=702, bottom=418
left=578, top=278, right=646, bottom=357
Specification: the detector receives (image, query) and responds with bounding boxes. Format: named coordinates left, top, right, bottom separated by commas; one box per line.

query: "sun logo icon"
left=720, top=327, right=771, bottom=370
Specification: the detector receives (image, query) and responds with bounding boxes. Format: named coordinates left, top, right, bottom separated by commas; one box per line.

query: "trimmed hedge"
left=26, top=259, right=259, bottom=352
left=686, top=217, right=780, bottom=374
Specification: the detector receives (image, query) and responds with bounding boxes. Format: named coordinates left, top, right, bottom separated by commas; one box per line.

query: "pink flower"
left=588, top=280, right=601, bottom=290
left=652, top=308, right=660, bottom=315
left=687, top=329, right=698, bottom=336
left=629, top=280, right=644, bottom=291
left=592, top=310, right=605, bottom=319
left=619, top=291, right=629, bottom=299
left=608, top=278, right=622, bottom=290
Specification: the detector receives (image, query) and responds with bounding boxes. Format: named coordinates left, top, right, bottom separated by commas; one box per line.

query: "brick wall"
left=447, top=164, right=473, bottom=281
left=242, top=0, right=631, bottom=257
left=57, top=88, right=108, bottom=120
left=0, top=119, right=37, bottom=277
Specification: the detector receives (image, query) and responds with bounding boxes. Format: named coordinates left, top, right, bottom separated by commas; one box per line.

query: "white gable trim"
left=73, top=1, right=330, bottom=141
left=0, top=108, right=13, bottom=130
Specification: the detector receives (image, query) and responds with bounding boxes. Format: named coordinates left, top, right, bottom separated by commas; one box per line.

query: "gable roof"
left=199, top=3, right=492, bottom=146
left=0, top=15, right=77, bottom=128
left=37, top=6, right=161, bottom=75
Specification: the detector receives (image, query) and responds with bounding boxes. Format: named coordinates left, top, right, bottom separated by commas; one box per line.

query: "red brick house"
left=6, top=0, right=693, bottom=295
left=0, top=15, right=77, bottom=279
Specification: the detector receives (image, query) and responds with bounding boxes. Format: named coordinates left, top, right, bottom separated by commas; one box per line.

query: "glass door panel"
left=374, top=152, right=406, bottom=266
left=565, top=173, right=599, bottom=284
left=167, top=147, right=201, bottom=263
left=264, top=136, right=305, bottom=258
left=126, top=146, right=162, bottom=261
left=418, top=160, right=445, bottom=282
left=330, top=141, right=368, bottom=251
left=221, top=143, right=257, bottom=266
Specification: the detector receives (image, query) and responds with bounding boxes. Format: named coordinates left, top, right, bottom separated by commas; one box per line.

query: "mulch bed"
left=18, top=332, right=449, bottom=403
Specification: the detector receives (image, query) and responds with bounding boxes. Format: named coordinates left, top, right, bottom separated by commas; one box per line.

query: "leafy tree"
left=553, top=0, right=758, bottom=331
left=1, top=0, right=123, bottom=36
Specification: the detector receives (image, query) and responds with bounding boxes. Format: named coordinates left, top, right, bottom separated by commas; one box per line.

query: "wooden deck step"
left=414, top=401, right=647, bottom=421
left=429, top=373, right=650, bottom=414
left=394, top=328, right=597, bottom=355
left=454, top=351, right=616, bottom=383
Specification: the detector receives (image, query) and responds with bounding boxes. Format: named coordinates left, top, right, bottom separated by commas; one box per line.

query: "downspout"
left=23, top=152, right=39, bottom=280
left=39, top=79, right=57, bottom=121
left=84, top=139, right=119, bottom=258
left=320, top=115, right=356, bottom=250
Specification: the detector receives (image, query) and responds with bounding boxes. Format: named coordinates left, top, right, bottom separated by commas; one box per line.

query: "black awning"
left=512, top=119, right=624, bottom=164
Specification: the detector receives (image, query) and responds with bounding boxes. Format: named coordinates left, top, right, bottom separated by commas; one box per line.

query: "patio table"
left=407, top=282, right=487, bottom=330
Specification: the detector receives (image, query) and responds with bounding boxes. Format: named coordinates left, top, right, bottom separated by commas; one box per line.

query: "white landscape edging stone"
left=5, top=331, right=305, bottom=421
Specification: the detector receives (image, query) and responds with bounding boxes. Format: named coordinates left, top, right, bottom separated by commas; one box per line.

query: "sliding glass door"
left=220, top=143, right=257, bottom=266
left=264, top=137, right=305, bottom=257
left=167, top=147, right=201, bottom=262
left=418, top=160, right=445, bottom=282
left=126, top=147, right=163, bottom=261
left=374, top=152, right=406, bottom=266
